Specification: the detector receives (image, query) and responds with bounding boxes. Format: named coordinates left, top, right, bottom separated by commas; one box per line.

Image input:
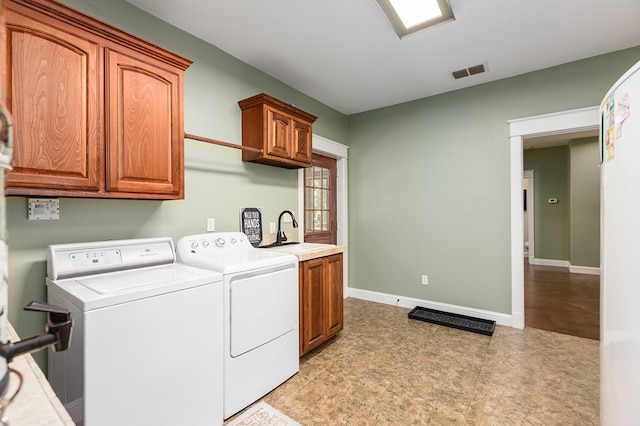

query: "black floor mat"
left=408, top=306, right=496, bottom=336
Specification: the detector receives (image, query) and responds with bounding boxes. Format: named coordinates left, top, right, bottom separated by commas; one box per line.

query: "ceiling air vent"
left=450, top=63, right=487, bottom=80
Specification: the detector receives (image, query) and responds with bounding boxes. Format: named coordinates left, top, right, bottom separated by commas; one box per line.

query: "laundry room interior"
left=1, top=0, right=639, bottom=424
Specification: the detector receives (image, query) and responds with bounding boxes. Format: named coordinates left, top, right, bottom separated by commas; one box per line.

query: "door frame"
left=509, top=106, right=599, bottom=328
left=523, top=170, right=535, bottom=261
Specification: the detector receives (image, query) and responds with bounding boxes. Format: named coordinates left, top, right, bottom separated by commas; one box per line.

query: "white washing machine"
left=176, top=232, right=299, bottom=419
left=46, top=237, right=224, bottom=426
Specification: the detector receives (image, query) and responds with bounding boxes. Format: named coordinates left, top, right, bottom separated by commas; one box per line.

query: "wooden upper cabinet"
left=239, top=93, right=316, bottom=169
left=105, top=48, right=182, bottom=196
left=291, top=118, right=312, bottom=164
left=3, top=0, right=191, bottom=199
left=3, top=6, right=102, bottom=193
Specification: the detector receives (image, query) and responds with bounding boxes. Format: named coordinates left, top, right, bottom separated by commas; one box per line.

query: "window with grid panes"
left=304, top=154, right=336, bottom=244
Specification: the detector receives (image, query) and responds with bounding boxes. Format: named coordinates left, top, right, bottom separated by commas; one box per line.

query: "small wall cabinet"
left=3, top=0, right=191, bottom=199
left=299, top=253, right=343, bottom=356
left=238, top=93, right=317, bottom=169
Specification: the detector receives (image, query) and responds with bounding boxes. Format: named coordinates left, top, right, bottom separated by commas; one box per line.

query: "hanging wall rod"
left=184, top=133, right=263, bottom=153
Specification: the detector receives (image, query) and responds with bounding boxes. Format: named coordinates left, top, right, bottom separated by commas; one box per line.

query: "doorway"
left=508, top=106, right=599, bottom=329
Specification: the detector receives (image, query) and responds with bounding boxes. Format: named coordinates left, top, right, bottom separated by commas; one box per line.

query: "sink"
left=258, top=241, right=301, bottom=249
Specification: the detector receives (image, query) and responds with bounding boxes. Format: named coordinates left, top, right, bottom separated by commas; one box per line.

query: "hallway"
left=524, top=262, right=600, bottom=340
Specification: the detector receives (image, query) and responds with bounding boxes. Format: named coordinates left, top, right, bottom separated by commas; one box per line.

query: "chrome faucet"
left=276, top=210, right=299, bottom=245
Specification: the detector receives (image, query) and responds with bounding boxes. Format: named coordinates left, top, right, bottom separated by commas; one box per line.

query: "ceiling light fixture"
left=374, top=0, right=455, bottom=39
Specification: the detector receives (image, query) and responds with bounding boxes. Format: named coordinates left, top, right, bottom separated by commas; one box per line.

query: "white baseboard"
left=529, top=257, right=600, bottom=275
left=529, top=258, right=569, bottom=268
left=569, top=265, right=601, bottom=275
left=346, top=287, right=512, bottom=327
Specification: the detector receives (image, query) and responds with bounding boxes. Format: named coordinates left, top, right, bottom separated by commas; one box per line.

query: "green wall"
left=4, top=0, right=348, bottom=370
left=347, top=47, right=639, bottom=314
left=524, top=146, right=570, bottom=261
left=569, top=137, right=600, bottom=267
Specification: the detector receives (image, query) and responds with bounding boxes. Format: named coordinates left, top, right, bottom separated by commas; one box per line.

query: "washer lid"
left=77, top=265, right=200, bottom=295
left=47, top=263, right=222, bottom=310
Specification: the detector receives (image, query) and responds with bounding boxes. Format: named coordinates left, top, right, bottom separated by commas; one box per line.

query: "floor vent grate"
left=408, top=306, right=496, bottom=336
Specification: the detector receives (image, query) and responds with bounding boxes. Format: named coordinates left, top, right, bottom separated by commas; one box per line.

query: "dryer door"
left=229, top=263, right=297, bottom=357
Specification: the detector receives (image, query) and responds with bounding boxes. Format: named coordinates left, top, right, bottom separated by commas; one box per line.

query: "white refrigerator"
left=600, top=59, right=640, bottom=425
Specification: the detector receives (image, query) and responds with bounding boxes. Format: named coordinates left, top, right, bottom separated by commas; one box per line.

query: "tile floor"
left=253, top=298, right=599, bottom=425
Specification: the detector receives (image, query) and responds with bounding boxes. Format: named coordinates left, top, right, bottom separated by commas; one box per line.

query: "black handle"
left=24, top=300, right=71, bottom=325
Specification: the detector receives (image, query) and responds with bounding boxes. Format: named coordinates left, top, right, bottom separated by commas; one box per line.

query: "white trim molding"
left=509, top=106, right=599, bottom=329
left=569, top=265, right=600, bottom=275
left=347, top=288, right=512, bottom=327
left=523, top=169, right=535, bottom=261
left=528, top=258, right=570, bottom=268
left=529, top=258, right=600, bottom=275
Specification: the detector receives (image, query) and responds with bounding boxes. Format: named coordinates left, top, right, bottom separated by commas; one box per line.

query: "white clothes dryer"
left=176, top=232, right=299, bottom=419
left=46, top=237, right=223, bottom=426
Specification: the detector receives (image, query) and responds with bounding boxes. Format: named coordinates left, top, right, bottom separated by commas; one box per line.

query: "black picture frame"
left=240, top=207, right=262, bottom=247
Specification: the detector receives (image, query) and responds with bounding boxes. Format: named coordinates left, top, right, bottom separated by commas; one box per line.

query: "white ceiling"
left=125, top=0, right=640, bottom=115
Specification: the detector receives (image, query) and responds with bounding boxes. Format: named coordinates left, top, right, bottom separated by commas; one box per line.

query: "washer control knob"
left=190, top=241, right=198, bottom=249
left=230, top=238, right=237, bottom=244
left=202, top=240, right=209, bottom=247
left=215, top=238, right=225, bottom=247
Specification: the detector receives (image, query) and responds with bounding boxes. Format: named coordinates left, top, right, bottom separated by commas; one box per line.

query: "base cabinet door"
left=299, top=253, right=344, bottom=356
left=325, top=254, right=344, bottom=337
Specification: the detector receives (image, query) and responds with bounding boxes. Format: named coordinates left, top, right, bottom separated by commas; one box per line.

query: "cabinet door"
left=291, top=119, right=312, bottom=165
left=325, top=254, right=344, bottom=337
left=300, top=258, right=327, bottom=355
left=4, top=9, right=101, bottom=193
left=265, top=107, right=293, bottom=160
left=105, top=48, right=183, bottom=197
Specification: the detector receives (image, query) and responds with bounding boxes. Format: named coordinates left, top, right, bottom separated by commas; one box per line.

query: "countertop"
left=3, top=324, right=74, bottom=426
left=260, top=243, right=346, bottom=261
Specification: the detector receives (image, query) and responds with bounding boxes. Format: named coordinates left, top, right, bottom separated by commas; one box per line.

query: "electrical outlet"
left=207, top=218, right=215, bottom=232
left=421, top=275, right=429, bottom=285
left=270, top=222, right=276, bottom=234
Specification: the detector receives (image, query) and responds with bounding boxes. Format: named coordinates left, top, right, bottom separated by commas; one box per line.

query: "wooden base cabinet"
left=299, top=253, right=343, bottom=356
left=2, top=0, right=191, bottom=199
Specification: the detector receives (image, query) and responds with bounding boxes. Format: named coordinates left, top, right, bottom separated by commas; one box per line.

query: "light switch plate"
left=207, top=218, right=215, bottom=232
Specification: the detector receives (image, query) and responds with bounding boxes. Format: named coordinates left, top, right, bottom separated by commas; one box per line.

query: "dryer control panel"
left=179, top=232, right=252, bottom=253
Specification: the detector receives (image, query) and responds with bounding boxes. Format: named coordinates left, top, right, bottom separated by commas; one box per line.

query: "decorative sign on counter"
left=240, top=207, right=262, bottom=247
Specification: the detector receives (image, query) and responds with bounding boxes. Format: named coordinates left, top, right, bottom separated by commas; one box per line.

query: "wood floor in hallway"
left=524, top=261, right=600, bottom=340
